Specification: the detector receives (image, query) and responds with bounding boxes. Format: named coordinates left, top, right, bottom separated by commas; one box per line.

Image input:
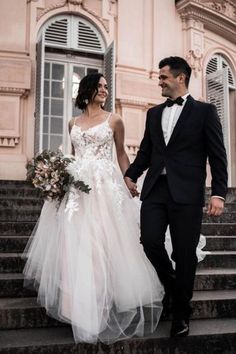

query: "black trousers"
left=140, top=175, right=203, bottom=320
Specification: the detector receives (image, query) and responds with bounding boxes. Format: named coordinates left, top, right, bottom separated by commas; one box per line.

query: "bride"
left=23, top=73, right=205, bottom=344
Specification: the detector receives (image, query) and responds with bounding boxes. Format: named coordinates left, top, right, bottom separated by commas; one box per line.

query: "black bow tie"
left=164, top=97, right=184, bottom=107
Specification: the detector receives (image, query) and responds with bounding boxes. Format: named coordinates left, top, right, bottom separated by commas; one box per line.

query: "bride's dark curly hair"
left=75, top=73, right=105, bottom=110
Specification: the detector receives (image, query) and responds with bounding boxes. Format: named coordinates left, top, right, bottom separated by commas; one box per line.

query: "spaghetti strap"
left=73, top=116, right=78, bottom=126
left=106, top=112, right=112, bottom=122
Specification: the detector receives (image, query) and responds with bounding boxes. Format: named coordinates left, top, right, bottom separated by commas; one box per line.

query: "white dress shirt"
left=161, top=93, right=189, bottom=145
left=161, top=93, right=189, bottom=174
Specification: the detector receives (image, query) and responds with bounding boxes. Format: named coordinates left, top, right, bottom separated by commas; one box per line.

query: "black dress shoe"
left=170, top=319, right=189, bottom=337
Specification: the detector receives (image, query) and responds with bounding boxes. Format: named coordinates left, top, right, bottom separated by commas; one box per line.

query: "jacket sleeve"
left=124, top=110, right=152, bottom=182
left=204, top=104, right=228, bottom=198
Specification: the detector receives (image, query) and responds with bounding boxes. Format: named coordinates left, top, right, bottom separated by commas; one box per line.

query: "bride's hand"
left=124, top=177, right=139, bottom=197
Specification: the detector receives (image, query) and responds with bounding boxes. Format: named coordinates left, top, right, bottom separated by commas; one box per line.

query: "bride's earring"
left=84, top=99, right=89, bottom=105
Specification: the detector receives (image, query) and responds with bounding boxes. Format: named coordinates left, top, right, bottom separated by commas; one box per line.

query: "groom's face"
left=158, top=65, right=181, bottom=99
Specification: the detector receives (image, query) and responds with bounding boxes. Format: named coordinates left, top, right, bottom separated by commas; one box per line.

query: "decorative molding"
left=0, top=137, right=19, bottom=147
left=0, top=87, right=29, bottom=98
left=82, top=4, right=109, bottom=33
left=36, top=0, right=109, bottom=33
left=199, top=0, right=236, bottom=21
left=176, top=0, right=236, bottom=44
left=118, top=98, right=149, bottom=109
left=67, top=0, right=83, bottom=5
left=37, top=1, right=67, bottom=21
left=186, top=49, right=203, bottom=75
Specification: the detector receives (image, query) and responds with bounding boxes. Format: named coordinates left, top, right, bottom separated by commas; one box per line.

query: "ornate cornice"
left=176, top=0, right=236, bottom=44
left=200, top=0, right=236, bottom=21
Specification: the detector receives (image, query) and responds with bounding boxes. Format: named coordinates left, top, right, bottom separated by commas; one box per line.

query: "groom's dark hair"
left=159, top=56, right=192, bottom=88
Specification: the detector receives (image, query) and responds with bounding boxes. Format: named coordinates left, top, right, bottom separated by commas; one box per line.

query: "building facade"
left=0, top=0, right=235, bottom=185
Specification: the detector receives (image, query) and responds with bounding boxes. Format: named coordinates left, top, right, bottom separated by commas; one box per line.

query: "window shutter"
left=206, top=56, right=218, bottom=75
left=45, top=18, right=69, bottom=47
left=206, top=68, right=231, bottom=183
left=77, top=19, right=104, bottom=53
left=206, top=54, right=235, bottom=89
left=104, top=42, right=115, bottom=112
left=34, top=34, right=45, bottom=153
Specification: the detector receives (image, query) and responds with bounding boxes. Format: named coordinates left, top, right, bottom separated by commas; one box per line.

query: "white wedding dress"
left=23, top=115, right=206, bottom=344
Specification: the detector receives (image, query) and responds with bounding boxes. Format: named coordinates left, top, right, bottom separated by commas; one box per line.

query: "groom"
left=124, top=56, right=228, bottom=337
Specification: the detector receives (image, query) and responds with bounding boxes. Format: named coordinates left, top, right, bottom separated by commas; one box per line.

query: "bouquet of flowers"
left=26, top=150, right=90, bottom=202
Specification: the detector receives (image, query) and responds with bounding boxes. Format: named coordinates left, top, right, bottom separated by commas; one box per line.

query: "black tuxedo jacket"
left=125, top=95, right=228, bottom=205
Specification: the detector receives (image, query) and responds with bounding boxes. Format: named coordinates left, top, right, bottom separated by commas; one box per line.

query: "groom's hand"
left=207, top=197, right=224, bottom=216
left=124, top=176, right=139, bottom=197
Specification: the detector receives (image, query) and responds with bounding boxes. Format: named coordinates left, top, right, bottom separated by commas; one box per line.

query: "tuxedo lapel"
left=156, top=104, right=166, bottom=147
left=167, top=95, right=195, bottom=146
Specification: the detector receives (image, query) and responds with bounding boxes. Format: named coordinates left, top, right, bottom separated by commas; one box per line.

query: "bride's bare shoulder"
left=68, top=115, right=82, bottom=131
left=109, top=113, right=123, bottom=126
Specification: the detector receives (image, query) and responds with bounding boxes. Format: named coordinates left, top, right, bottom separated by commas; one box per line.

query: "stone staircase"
left=0, top=180, right=235, bottom=354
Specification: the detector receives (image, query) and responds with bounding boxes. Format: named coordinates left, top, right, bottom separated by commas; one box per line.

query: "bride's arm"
left=68, top=119, right=75, bottom=156
left=112, top=114, right=130, bottom=176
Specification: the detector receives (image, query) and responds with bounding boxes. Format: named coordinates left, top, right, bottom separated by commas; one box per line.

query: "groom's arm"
left=204, top=104, right=228, bottom=215
left=125, top=110, right=153, bottom=183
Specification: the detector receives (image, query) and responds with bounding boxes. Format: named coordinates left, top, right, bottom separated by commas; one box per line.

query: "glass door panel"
left=43, top=62, right=65, bottom=151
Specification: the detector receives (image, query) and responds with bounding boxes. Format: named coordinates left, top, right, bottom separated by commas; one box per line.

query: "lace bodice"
left=70, top=118, right=113, bottom=161
left=67, top=116, right=124, bottom=218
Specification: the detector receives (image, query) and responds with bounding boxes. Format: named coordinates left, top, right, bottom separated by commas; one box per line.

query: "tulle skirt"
left=23, top=159, right=164, bottom=344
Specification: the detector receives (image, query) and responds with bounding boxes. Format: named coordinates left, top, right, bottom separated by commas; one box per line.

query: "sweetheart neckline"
left=72, top=120, right=113, bottom=134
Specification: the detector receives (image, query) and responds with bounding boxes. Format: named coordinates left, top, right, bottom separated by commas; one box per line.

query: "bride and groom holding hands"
left=24, top=55, right=228, bottom=343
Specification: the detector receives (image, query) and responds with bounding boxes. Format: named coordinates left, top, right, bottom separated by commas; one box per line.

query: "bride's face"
left=93, top=77, right=109, bottom=105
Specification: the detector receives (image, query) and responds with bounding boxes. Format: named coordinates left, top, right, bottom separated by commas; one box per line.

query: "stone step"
left=198, top=251, right=236, bottom=269
left=0, top=274, right=36, bottom=297
left=2, top=209, right=236, bottom=223
left=1, top=233, right=236, bottom=254
left=0, top=253, right=25, bottom=273
left=1, top=222, right=236, bottom=237
left=203, top=212, right=236, bottom=223
left=0, top=222, right=35, bottom=236
left=195, top=268, right=236, bottom=291
left=205, top=236, right=236, bottom=251
left=223, top=203, right=236, bottom=212
left=0, top=297, right=64, bottom=329
left=192, top=290, right=236, bottom=319
left=0, top=198, right=43, bottom=210
left=0, top=236, right=29, bottom=253
left=0, top=234, right=235, bottom=254
left=0, top=187, right=40, bottom=199
left=0, top=269, right=235, bottom=299
left=201, top=223, right=236, bottom=236
left=0, top=210, right=40, bottom=222
left=0, top=319, right=236, bottom=354
left=0, top=291, right=236, bottom=330
left=1, top=250, right=235, bottom=274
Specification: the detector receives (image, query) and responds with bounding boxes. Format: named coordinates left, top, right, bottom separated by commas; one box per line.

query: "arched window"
left=35, top=15, right=114, bottom=153
left=206, top=54, right=236, bottom=186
